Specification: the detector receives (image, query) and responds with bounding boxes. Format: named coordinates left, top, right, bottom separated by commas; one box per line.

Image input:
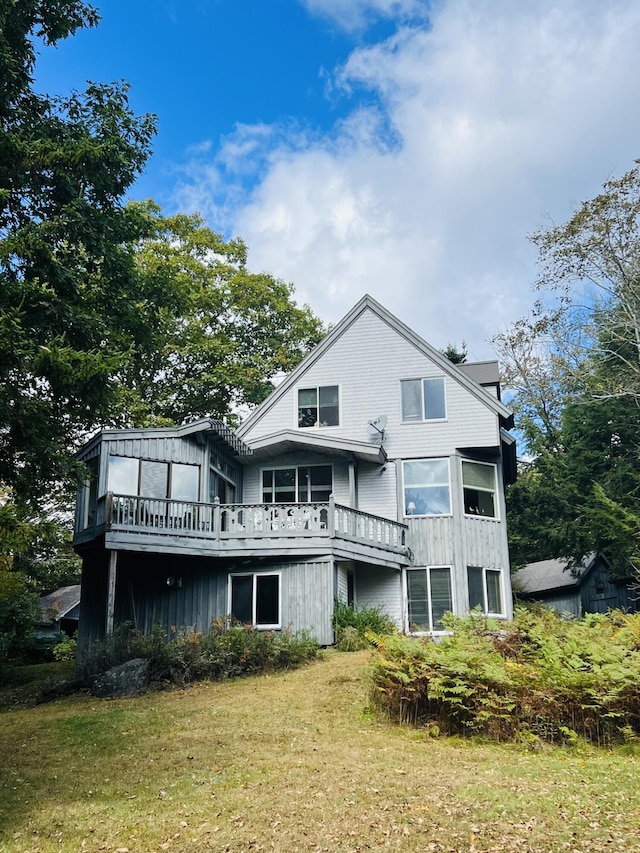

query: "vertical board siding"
left=356, top=565, right=403, bottom=629
left=405, top=516, right=455, bottom=566
left=463, top=517, right=508, bottom=568
left=280, top=559, right=334, bottom=645
left=104, top=436, right=205, bottom=466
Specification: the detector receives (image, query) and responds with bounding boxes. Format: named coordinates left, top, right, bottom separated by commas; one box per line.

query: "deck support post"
left=106, top=549, right=118, bottom=635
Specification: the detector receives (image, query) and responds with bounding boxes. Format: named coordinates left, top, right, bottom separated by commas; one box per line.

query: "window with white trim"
left=403, top=458, right=451, bottom=516
left=467, top=566, right=504, bottom=616
left=262, top=465, right=332, bottom=503
left=407, top=567, right=453, bottom=632
left=401, top=377, right=446, bottom=421
left=298, top=385, right=339, bottom=428
left=462, top=461, right=497, bottom=518
left=230, top=573, right=281, bottom=628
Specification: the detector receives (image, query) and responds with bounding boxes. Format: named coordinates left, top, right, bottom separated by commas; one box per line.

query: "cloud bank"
left=173, top=0, right=640, bottom=359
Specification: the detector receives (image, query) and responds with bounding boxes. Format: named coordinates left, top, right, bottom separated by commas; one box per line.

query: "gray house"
left=512, top=553, right=637, bottom=616
left=73, top=295, right=515, bottom=652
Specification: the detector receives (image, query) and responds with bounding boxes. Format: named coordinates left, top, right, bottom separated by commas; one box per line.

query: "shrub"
left=332, top=599, right=397, bottom=651
left=369, top=607, right=640, bottom=746
left=53, top=635, right=77, bottom=662
left=77, top=618, right=321, bottom=685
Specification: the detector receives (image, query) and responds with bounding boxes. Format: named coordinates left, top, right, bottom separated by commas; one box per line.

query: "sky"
left=34, top=0, right=640, bottom=361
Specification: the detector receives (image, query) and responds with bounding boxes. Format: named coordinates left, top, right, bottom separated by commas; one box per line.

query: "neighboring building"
left=73, top=295, right=515, bottom=655
left=512, top=553, right=637, bottom=616
left=37, top=584, right=81, bottom=639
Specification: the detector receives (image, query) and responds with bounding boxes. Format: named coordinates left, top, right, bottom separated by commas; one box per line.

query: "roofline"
left=237, top=294, right=512, bottom=438
left=243, top=429, right=387, bottom=464
left=77, top=418, right=252, bottom=459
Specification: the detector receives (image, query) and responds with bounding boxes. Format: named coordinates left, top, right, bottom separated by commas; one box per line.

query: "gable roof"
left=238, top=294, right=513, bottom=438
left=39, top=585, right=82, bottom=624
left=240, top=429, right=387, bottom=465
left=512, top=553, right=607, bottom=595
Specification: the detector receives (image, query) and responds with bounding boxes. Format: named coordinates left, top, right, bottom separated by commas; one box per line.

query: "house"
left=73, top=295, right=515, bottom=656
left=512, top=553, right=637, bottom=616
left=37, top=584, right=81, bottom=640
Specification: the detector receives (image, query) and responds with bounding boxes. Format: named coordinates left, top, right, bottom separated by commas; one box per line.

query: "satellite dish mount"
left=367, top=415, right=388, bottom=442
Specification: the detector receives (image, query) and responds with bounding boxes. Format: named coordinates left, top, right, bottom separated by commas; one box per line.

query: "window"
left=230, top=573, right=280, bottom=628
left=403, top=459, right=451, bottom=516
left=108, top=456, right=199, bottom=500
left=401, top=377, right=446, bottom=421
left=462, top=461, right=497, bottom=518
left=298, top=385, right=339, bottom=428
left=407, top=567, right=452, bottom=632
left=467, top=566, right=504, bottom=616
left=262, top=465, right=332, bottom=503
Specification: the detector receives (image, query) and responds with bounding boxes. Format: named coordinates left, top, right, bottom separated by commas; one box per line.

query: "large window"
left=407, top=567, right=453, bottom=632
left=298, top=385, right=339, bottom=428
left=401, top=377, right=446, bottom=422
left=467, top=566, right=504, bottom=616
left=403, top=459, right=451, bottom=516
left=262, top=465, right=332, bottom=503
left=108, top=456, right=199, bottom=501
left=462, top=461, right=497, bottom=518
left=230, top=573, right=280, bottom=628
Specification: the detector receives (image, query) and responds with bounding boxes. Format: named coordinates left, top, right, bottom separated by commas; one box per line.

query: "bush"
left=332, top=599, right=397, bottom=651
left=53, top=634, right=77, bottom=662
left=369, top=607, right=640, bottom=746
left=77, top=618, right=321, bottom=685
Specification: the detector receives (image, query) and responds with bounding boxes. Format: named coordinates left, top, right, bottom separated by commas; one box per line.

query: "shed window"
left=230, top=573, right=280, bottom=629
left=462, top=461, right=497, bottom=518
left=467, top=566, right=504, bottom=616
left=401, top=377, right=446, bottom=421
left=407, top=567, right=452, bottom=632
left=298, top=385, right=339, bottom=428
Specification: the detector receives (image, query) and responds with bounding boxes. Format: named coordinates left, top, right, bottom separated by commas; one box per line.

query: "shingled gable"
left=236, top=294, right=513, bottom=439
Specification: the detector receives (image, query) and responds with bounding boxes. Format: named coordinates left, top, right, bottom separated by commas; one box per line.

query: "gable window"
left=298, top=385, right=339, bottom=428
left=467, top=566, right=504, bottom=616
left=401, top=377, right=446, bottom=422
left=262, top=465, right=332, bottom=503
left=407, top=567, right=452, bottom=632
left=462, top=461, right=497, bottom=518
left=403, top=459, right=451, bottom=516
left=230, top=573, right=280, bottom=628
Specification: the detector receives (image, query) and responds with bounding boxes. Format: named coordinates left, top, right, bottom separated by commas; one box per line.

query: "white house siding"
left=336, top=563, right=350, bottom=603
left=240, top=309, right=500, bottom=458
left=357, top=460, right=399, bottom=520
left=356, top=565, right=403, bottom=629
left=241, top=454, right=351, bottom=506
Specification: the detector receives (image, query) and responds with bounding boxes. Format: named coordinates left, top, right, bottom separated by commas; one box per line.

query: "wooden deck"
left=75, top=494, right=411, bottom=568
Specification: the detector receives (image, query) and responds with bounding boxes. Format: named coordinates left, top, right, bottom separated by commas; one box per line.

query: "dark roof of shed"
left=39, top=585, right=81, bottom=624
left=457, top=360, right=500, bottom=386
left=511, top=554, right=603, bottom=595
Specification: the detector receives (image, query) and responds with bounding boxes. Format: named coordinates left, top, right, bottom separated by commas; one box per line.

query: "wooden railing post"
left=329, top=494, right=336, bottom=538
left=105, top=492, right=113, bottom=531
left=213, top=496, right=220, bottom=539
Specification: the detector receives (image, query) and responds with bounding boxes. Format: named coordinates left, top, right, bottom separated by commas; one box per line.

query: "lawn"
left=1, top=650, right=639, bottom=853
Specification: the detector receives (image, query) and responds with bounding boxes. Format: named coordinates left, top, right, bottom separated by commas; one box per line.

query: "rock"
left=90, top=658, right=149, bottom=699
left=37, top=679, right=84, bottom=704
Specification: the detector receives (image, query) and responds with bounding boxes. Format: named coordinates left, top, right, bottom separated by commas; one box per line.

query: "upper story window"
left=108, top=456, right=200, bottom=502
left=403, top=458, right=451, bottom=516
left=401, top=377, right=446, bottom=422
left=298, top=385, right=339, bottom=428
left=262, top=465, right=332, bottom=504
left=462, top=461, right=497, bottom=518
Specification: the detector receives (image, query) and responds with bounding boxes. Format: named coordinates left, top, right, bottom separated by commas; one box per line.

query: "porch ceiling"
left=242, top=430, right=387, bottom=464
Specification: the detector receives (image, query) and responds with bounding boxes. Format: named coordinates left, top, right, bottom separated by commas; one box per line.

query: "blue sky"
left=34, top=0, right=640, bottom=359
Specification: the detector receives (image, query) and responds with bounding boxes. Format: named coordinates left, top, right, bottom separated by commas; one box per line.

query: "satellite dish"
left=367, top=415, right=388, bottom=437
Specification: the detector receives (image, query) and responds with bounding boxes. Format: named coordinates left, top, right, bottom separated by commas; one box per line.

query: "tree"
left=113, top=205, right=325, bottom=428
left=499, top=160, right=640, bottom=575
left=441, top=342, right=467, bottom=364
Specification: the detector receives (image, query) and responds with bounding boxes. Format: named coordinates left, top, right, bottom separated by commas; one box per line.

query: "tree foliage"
left=498, top=160, right=640, bottom=575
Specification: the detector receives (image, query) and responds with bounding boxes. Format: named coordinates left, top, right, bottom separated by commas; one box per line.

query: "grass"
left=1, top=651, right=640, bottom=852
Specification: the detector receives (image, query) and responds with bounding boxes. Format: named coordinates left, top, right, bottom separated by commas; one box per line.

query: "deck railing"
left=97, top=493, right=408, bottom=556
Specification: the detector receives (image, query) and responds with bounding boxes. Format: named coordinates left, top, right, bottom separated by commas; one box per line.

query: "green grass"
left=1, top=651, right=640, bottom=852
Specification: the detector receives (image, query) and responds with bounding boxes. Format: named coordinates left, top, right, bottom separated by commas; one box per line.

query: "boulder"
left=91, top=658, right=149, bottom=699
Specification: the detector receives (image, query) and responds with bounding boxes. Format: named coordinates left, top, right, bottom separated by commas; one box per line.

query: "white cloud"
left=173, top=0, right=640, bottom=359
